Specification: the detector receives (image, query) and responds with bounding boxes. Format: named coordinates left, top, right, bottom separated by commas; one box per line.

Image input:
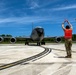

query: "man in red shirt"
left=62, top=20, right=73, bottom=58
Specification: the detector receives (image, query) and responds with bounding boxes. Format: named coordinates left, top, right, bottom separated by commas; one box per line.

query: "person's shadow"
left=54, top=56, right=65, bottom=58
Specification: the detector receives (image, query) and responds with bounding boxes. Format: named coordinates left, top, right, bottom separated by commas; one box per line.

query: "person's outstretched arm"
left=67, top=21, right=73, bottom=29
left=62, top=22, right=65, bottom=30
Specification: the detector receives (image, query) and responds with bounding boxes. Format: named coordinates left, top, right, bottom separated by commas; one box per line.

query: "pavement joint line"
left=51, top=64, right=72, bottom=75
left=50, top=48, right=76, bottom=53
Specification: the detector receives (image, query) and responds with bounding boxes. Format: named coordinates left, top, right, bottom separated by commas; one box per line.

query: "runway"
left=0, top=43, right=76, bottom=75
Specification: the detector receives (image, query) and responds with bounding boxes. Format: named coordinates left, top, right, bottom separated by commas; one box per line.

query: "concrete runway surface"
left=0, top=43, right=76, bottom=75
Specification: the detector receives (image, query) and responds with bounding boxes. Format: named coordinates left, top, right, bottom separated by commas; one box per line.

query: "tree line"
left=0, top=34, right=76, bottom=43
left=0, top=34, right=12, bottom=37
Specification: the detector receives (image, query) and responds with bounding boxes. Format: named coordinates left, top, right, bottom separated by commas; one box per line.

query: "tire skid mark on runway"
left=0, top=46, right=51, bottom=70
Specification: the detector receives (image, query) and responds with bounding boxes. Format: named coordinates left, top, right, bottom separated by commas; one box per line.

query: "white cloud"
left=53, top=5, right=76, bottom=11
left=29, top=1, right=39, bottom=9
left=0, top=16, right=50, bottom=24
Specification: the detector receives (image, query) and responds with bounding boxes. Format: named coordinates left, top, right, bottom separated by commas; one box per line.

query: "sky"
left=0, top=0, right=76, bottom=37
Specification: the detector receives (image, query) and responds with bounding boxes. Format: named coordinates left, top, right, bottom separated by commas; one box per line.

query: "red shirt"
left=64, top=29, right=72, bottom=39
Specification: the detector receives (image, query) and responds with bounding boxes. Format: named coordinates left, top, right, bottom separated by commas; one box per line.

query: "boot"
left=65, top=55, right=72, bottom=58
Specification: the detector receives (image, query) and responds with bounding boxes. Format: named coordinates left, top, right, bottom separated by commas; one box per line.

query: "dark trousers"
left=65, top=39, right=72, bottom=56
